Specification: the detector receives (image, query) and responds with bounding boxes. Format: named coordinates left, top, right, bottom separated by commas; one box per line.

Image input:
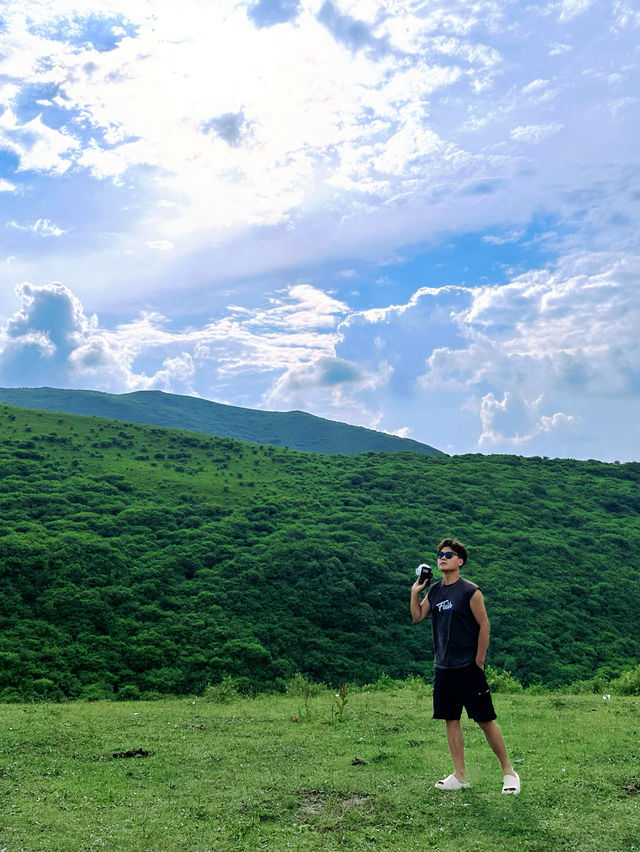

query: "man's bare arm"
left=410, top=578, right=431, bottom=623
left=469, top=589, right=490, bottom=668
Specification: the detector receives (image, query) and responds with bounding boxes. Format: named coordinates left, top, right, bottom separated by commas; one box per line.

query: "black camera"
left=415, top=563, right=432, bottom=586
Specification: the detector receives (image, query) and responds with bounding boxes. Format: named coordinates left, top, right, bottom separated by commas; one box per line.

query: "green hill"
left=0, top=386, right=444, bottom=456
left=0, top=402, right=638, bottom=702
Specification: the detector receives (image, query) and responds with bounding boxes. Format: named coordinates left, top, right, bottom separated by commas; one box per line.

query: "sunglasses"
left=436, top=550, right=457, bottom=560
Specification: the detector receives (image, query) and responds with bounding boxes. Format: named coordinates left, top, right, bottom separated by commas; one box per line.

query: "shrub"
left=363, top=672, right=402, bottom=692
left=32, top=678, right=65, bottom=702
left=565, top=676, right=611, bottom=695
left=485, top=666, right=523, bottom=693
left=204, top=675, right=241, bottom=704
left=526, top=683, right=549, bottom=695
left=401, top=674, right=431, bottom=694
left=140, top=690, right=163, bottom=701
left=80, top=683, right=113, bottom=701
left=611, top=664, right=640, bottom=695
left=285, top=672, right=326, bottom=697
left=116, top=684, right=141, bottom=701
left=0, top=687, right=22, bottom=703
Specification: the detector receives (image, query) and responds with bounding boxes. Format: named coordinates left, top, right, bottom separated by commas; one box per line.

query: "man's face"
left=437, top=547, right=463, bottom=573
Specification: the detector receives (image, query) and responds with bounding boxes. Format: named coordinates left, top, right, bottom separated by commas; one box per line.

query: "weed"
left=332, top=681, right=348, bottom=723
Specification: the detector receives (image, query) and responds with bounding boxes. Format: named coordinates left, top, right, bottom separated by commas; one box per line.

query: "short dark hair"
left=438, top=538, right=468, bottom=566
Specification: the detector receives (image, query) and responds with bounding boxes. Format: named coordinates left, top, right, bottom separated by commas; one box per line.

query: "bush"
left=401, top=674, right=431, bottom=693
left=285, top=672, right=326, bottom=697
left=525, top=683, right=549, bottom=695
left=611, top=664, right=640, bottom=695
left=0, top=687, right=22, bottom=703
left=80, top=683, right=113, bottom=701
left=565, top=676, right=611, bottom=695
left=204, top=675, right=241, bottom=704
left=362, top=672, right=403, bottom=692
left=32, top=678, right=65, bottom=702
left=485, top=666, right=523, bottom=693
left=116, top=684, right=141, bottom=701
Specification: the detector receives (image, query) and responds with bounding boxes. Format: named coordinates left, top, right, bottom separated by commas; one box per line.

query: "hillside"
left=0, top=386, right=444, bottom=456
left=0, top=402, right=638, bottom=701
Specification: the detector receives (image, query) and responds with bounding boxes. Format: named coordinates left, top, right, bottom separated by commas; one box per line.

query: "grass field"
left=0, top=685, right=638, bottom=851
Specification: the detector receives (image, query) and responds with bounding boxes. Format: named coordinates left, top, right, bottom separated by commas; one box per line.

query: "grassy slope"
left=0, top=687, right=638, bottom=851
left=0, top=386, right=444, bottom=455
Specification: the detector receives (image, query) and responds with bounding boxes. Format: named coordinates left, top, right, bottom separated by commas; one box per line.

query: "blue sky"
left=0, top=0, right=639, bottom=461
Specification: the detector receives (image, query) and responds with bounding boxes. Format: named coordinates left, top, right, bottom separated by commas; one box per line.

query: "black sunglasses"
left=437, top=550, right=457, bottom=559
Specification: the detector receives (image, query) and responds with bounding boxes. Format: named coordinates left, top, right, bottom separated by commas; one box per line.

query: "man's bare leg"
left=445, top=719, right=468, bottom=782
left=476, top=720, right=514, bottom=775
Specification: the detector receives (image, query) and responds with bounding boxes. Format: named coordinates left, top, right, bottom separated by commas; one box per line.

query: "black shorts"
left=433, top=662, right=496, bottom=723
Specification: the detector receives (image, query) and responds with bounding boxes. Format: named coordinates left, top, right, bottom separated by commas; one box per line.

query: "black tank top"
left=427, top=577, right=480, bottom=669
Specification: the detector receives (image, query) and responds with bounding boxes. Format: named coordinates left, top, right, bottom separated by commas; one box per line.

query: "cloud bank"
left=2, top=248, right=638, bottom=461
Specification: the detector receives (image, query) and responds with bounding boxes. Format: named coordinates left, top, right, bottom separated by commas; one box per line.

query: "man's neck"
left=442, top=571, right=460, bottom=586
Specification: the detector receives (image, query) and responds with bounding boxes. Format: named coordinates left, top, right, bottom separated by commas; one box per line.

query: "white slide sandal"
left=435, top=773, right=470, bottom=790
left=502, top=771, right=521, bottom=794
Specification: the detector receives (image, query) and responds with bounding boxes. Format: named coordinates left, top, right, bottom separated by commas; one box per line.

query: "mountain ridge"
left=0, top=386, right=444, bottom=456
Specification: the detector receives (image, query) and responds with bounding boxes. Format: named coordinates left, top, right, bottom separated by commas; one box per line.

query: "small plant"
left=296, top=690, right=312, bottom=722
left=332, top=682, right=348, bottom=723
left=286, top=672, right=326, bottom=720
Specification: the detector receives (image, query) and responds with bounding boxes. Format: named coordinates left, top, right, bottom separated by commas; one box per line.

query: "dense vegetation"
left=0, top=387, right=443, bottom=455
left=0, top=403, right=638, bottom=701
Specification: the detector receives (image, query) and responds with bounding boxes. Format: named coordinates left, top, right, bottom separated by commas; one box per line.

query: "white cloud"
left=0, top=280, right=347, bottom=394
left=2, top=0, right=635, bottom=275
left=145, top=240, right=174, bottom=251
left=612, top=0, right=640, bottom=30
left=0, top=249, right=638, bottom=461
left=510, top=123, right=563, bottom=143
left=413, top=253, right=640, bottom=452
left=477, top=391, right=577, bottom=447
left=0, top=111, right=78, bottom=174
left=242, top=284, right=349, bottom=331
left=304, top=250, right=639, bottom=458
left=7, top=218, right=67, bottom=237
left=557, top=0, right=597, bottom=22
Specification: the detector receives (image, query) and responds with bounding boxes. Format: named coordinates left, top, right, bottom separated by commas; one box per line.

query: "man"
left=410, top=537, right=520, bottom=794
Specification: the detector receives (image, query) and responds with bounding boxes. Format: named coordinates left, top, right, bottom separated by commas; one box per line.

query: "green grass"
left=1, top=687, right=638, bottom=851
